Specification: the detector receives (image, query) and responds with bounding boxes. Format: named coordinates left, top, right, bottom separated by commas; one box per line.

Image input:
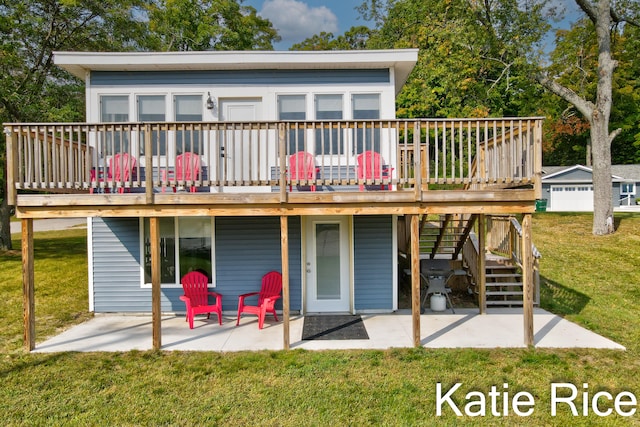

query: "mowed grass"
left=0, top=214, right=639, bottom=425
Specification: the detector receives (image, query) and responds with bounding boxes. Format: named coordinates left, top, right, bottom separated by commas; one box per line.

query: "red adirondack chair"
left=356, top=150, right=393, bottom=191
left=236, top=271, right=282, bottom=329
left=288, top=151, right=319, bottom=191
left=175, top=152, right=201, bottom=192
left=109, top=152, right=136, bottom=193
left=179, top=271, right=223, bottom=329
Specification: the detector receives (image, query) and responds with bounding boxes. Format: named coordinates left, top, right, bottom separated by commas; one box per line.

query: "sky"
left=244, top=0, right=368, bottom=50
left=244, top=0, right=582, bottom=51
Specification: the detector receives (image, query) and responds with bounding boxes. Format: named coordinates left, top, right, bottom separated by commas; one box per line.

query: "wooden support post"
left=150, top=217, right=161, bottom=349
left=410, top=214, right=421, bottom=347
left=280, top=216, right=290, bottom=350
left=22, top=219, right=35, bottom=351
left=522, top=213, right=534, bottom=346
left=477, top=214, right=486, bottom=314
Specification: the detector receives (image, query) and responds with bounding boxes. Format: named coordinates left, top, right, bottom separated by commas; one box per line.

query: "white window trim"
left=140, top=217, right=216, bottom=289
left=621, top=182, right=636, bottom=195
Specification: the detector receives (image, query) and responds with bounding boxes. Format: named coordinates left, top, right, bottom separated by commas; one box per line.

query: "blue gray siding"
left=354, top=215, right=393, bottom=310
left=92, top=218, right=148, bottom=312
left=91, top=216, right=302, bottom=313
left=91, top=215, right=392, bottom=313
left=214, top=216, right=302, bottom=312
left=91, top=69, right=390, bottom=87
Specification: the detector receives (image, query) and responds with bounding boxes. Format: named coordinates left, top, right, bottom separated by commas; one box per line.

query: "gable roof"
left=542, top=164, right=640, bottom=182
left=53, top=49, right=419, bottom=94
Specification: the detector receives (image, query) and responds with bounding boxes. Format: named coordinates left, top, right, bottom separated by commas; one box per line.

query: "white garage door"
left=550, top=185, right=594, bottom=211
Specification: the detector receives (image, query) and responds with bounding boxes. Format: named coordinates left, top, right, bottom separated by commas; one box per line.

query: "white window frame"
left=621, top=182, right=636, bottom=195
left=140, top=217, right=216, bottom=289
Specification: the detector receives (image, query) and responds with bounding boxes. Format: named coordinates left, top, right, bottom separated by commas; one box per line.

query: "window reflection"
left=144, top=217, right=212, bottom=285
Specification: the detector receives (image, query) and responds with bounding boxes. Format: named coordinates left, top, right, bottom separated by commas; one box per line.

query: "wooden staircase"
left=483, top=259, right=525, bottom=306
left=414, top=214, right=537, bottom=307
left=418, top=214, right=476, bottom=260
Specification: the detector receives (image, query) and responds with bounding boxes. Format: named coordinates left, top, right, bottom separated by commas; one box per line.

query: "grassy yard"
left=0, top=214, right=638, bottom=425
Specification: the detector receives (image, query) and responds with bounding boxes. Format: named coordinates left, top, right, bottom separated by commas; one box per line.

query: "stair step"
left=485, top=264, right=516, bottom=270
left=486, top=291, right=524, bottom=296
left=486, top=273, right=521, bottom=278
left=486, top=300, right=524, bottom=306
left=485, top=282, right=522, bottom=288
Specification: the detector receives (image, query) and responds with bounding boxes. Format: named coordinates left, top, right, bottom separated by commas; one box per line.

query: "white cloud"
left=259, top=0, right=339, bottom=44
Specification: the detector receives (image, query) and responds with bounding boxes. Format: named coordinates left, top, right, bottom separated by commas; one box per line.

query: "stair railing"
left=486, top=215, right=541, bottom=304
left=460, top=215, right=541, bottom=304
left=462, top=233, right=481, bottom=289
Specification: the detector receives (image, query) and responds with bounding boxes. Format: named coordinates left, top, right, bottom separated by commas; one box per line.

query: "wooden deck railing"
left=4, top=118, right=543, bottom=204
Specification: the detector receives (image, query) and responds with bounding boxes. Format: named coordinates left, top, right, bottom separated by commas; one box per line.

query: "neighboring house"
left=541, top=165, right=640, bottom=212
left=5, top=49, right=544, bottom=350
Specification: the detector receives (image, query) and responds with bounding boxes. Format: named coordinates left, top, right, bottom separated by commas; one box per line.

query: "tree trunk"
left=590, top=0, right=617, bottom=235
left=538, top=0, right=621, bottom=235
left=590, top=118, right=614, bottom=235
left=0, top=196, right=12, bottom=251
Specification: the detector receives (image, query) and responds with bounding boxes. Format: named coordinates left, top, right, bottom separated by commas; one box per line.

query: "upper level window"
left=100, top=95, right=130, bottom=155
left=352, top=94, right=380, bottom=154
left=174, top=95, right=203, bottom=154
left=138, top=95, right=166, bottom=155
left=315, top=94, right=343, bottom=155
left=278, top=95, right=306, bottom=154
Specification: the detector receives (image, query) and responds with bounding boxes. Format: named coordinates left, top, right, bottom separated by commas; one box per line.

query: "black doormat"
left=302, top=315, right=369, bottom=340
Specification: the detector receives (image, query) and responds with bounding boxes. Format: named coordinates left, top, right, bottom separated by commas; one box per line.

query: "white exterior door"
left=217, top=98, right=264, bottom=192
left=550, top=185, right=594, bottom=211
left=305, top=216, right=351, bottom=313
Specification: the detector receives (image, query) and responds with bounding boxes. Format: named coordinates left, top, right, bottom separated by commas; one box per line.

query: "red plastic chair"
left=236, top=271, right=282, bottom=329
left=175, top=152, right=201, bottom=192
left=109, top=153, right=136, bottom=193
left=179, top=271, right=223, bottom=329
left=288, top=151, right=319, bottom=191
left=356, top=151, right=394, bottom=191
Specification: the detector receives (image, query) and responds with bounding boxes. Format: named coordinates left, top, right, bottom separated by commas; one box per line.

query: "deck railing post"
left=5, top=127, right=18, bottom=205
left=534, top=119, right=543, bottom=199
left=144, top=124, right=154, bottom=204
left=413, top=122, right=422, bottom=201
left=278, top=123, right=287, bottom=203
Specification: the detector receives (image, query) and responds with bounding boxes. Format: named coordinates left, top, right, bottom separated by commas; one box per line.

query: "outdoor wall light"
left=206, top=92, right=216, bottom=110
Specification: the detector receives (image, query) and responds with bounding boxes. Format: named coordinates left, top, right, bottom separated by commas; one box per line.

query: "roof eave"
left=53, top=49, right=419, bottom=91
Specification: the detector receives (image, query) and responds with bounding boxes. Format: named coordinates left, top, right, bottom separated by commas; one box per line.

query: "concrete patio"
left=33, top=308, right=625, bottom=352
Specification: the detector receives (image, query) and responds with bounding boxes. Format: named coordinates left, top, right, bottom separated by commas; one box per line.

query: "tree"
left=0, top=0, right=281, bottom=251
left=358, top=0, right=550, bottom=118
left=0, top=0, right=150, bottom=250
left=536, top=0, right=639, bottom=235
left=358, top=0, right=638, bottom=235
left=609, top=24, right=640, bottom=164
left=540, top=18, right=640, bottom=166
left=144, top=0, right=279, bottom=51
left=291, top=26, right=372, bottom=51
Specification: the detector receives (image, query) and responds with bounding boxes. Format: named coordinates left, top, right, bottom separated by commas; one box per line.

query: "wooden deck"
left=5, top=117, right=543, bottom=351
left=5, top=118, right=543, bottom=217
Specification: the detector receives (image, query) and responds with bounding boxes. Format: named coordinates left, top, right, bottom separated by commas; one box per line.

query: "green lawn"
left=0, top=214, right=638, bottom=425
